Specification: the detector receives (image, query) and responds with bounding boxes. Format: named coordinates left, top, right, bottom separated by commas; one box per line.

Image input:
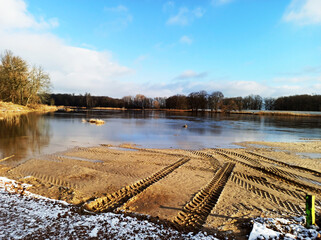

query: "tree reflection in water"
left=0, top=113, right=50, bottom=167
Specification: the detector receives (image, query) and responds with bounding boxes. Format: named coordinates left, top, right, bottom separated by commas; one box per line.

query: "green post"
left=306, top=194, right=315, bottom=228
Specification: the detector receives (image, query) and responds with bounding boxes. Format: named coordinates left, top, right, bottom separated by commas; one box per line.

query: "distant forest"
left=48, top=92, right=321, bottom=112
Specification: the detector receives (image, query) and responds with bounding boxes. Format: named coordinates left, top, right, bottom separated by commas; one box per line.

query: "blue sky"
left=0, top=0, right=320, bottom=98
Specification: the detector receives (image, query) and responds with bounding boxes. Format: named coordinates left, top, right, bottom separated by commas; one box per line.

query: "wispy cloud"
left=134, top=54, right=149, bottom=64
left=163, top=1, right=175, bottom=12
left=104, top=5, right=128, bottom=13
left=283, top=0, right=321, bottom=25
left=175, top=70, right=207, bottom=80
left=103, top=4, right=133, bottom=30
left=193, top=7, right=205, bottom=18
left=277, top=65, right=321, bottom=76
left=211, top=0, right=234, bottom=6
left=167, top=7, right=205, bottom=26
left=179, top=35, right=193, bottom=45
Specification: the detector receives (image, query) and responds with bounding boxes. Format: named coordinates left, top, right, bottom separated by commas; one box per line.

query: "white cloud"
left=0, top=0, right=134, bottom=97
left=179, top=35, right=193, bottom=45
left=215, top=80, right=321, bottom=97
left=0, top=0, right=58, bottom=30
left=201, top=80, right=273, bottom=97
left=167, top=7, right=205, bottom=26
left=273, top=75, right=321, bottom=83
left=0, top=31, right=132, bottom=95
left=154, top=78, right=320, bottom=98
left=271, top=84, right=321, bottom=96
left=283, top=0, right=321, bottom=25
left=175, top=70, right=207, bottom=80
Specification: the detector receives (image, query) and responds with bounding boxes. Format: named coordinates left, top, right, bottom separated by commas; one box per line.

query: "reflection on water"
left=0, top=110, right=320, bottom=166
left=0, top=114, right=51, bottom=166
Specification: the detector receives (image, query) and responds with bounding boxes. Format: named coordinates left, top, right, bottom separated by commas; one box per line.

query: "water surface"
left=0, top=110, right=320, bottom=165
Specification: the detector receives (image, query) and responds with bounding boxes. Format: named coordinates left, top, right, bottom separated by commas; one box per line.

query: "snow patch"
left=0, top=176, right=218, bottom=239
left=249, top=222, right=280, bottom=240
left=249, top=217, right=321, bottom=240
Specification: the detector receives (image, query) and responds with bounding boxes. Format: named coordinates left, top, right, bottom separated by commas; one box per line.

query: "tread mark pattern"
left=83, top=157, right=190, bottom=213
left=11, top=168, right=78, bottom=189
left=234, top=172, right=304, bottom=200
left=231, top=175, right=305, bottom=215
left=187, top=150, right=222, bottom=170
left=210, top=149, right=321, bottom=194
left=246, top=151, right=321, bottom=177
left=173, top=162, right=235, bottom=230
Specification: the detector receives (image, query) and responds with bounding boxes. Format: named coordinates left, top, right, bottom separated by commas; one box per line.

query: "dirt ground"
left=1, top=140, right=321, bottom=239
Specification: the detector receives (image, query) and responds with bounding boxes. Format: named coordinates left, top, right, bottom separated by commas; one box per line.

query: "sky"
left=0, top=0, right=320, bottom=98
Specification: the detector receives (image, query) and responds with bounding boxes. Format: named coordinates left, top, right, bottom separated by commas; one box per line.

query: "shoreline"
left=0, top=101, right=57, bottom=120
left=60, top=106, right=321, bottom=117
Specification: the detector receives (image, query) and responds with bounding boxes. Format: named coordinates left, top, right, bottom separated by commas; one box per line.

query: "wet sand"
left=0, top=140, right=320, bottom=239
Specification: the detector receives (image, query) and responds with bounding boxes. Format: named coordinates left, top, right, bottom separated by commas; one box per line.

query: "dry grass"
left=0, top=101, right=57, bottom=119
left=255, top=111, right=321, bottom=117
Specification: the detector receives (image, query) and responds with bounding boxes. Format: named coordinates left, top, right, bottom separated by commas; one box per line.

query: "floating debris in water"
left=82, top=118, right=105, bottom=125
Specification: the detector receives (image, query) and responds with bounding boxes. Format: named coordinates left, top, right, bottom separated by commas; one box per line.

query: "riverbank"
left=0, top=101, right=57, bottom=119
left=0, top=140, right=320, bottom=239
left=60, top=106, right=321, bottom=117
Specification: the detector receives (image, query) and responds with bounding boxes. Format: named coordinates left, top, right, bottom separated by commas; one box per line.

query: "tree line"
left=49, top=91, right=321, bottom=112
left=0, top=50, right=51, bottom=106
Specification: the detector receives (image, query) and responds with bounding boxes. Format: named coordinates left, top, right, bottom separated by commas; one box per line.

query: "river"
left=0, top=110, right=320, bottom=166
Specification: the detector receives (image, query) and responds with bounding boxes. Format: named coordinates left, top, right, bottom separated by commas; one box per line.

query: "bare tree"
left=188, top=90, right=208, bottom=111
left=0, top=50, right=28, bottom=104
left=166, top=94, right=188, bottom=109
left=221, top=99, right=238, bottom=113
left=134, top=94, right=147, bottom=108
left=0, top=50, right=51, bottom=105
left=264, top=97, right=275, bottom=110
left=26, top=66, right=51, bottom=105
left=208, top=91, right=224, bottom=112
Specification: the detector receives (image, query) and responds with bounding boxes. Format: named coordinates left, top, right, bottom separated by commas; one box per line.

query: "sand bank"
left=0, top=140, right=320, bottom=239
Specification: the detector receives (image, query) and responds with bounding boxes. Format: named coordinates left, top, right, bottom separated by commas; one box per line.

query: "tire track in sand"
left=173, top=162, right=235, bottom=230
left=231, top=174, right=305, bottom=215
left=210, top=149, right=321, bottom=194
left=83, top=157, right=190, bottom=213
